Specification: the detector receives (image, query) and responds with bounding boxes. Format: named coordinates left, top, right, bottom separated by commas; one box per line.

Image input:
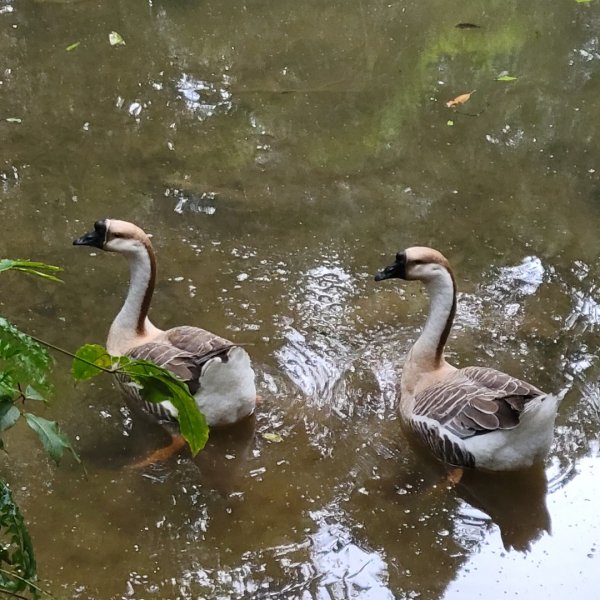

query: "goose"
left=73, top=219, right=257, bottom=440
left=374, top=246, right=562, bottom=472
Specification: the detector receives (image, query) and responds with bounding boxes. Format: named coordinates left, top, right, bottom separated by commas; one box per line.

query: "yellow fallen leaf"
left=446, top=90, right=475, bottom=108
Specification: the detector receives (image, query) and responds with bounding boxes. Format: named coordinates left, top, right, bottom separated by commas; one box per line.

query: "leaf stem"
left=0, top=588, right=30, bottom=600
left=24, top=333, right=114, bottom=374
left=0, top=567, right=55, bottom=599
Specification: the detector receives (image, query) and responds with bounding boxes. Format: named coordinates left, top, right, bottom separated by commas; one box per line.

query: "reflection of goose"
left=456, top=467, right=550, bottom=552
left=375, top=247, right=562, bottom=472
left=74, top=219, right=256, bottom=446
left=191, top=413, right=257, bottom=493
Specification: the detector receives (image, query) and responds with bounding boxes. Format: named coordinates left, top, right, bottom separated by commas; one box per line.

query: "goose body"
left=375, top=247, right=562, bottom=471
left=74, top=219, right=256, bottom=427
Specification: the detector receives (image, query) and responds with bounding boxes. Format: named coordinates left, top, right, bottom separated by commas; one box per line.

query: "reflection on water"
left=444, top=456, right=600, bottom=600
left=176, top=73, right=233, bottom=118
left=455, top=468, right=551, bottom=552
left=1, top=0, right=599, bottom=598
left=308, top=508, right=394, bottom=599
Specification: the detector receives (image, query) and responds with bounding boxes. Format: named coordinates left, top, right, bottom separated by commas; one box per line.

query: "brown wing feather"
left=126, top=331, right=235, bottom=395
left=461, top=366, right=544, bottom=397
left=126, top=343, right=198, bottom=383
left=413, top=367, right=545, bottom=439
left=163, top=326, right=232, bottom=356
left=117, top=328, right=237, bottom=423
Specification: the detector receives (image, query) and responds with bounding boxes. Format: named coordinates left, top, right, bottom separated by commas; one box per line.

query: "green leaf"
left=262, top=432, right=284, bottom=443
left=108, top=31, right=126, bottom=46
left=446, top=120, right=454, bottom=127
left=576, top=0, right=592, bottom=4
left=0, top=373, right=17, bottom=402
left=0, top=318, right=53, bottom=400
left=24, top=413, right=81, bottom=465
left=4, top=118, right=21, bottom=124
left=24, top=385, right=46, bottom=402
left=73, top=344, right=210, bottom=455
left=117, top=358, right=209, bottom=455
left=66, top=41, right=80, bottom=51
left=71, top=344, right=114, bottom=380
left=0, top=259, right=63, bottom=283
left=0, top=480, right=37, bottom=594
left=495, top=73, right=518, bottom=82
left=0, top=401, right=20, bottom=433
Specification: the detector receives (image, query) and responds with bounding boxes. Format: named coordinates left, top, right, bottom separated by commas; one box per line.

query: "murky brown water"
left=1, top=0, right=599, bottom=598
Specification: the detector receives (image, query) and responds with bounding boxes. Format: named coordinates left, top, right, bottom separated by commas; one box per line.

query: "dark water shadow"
left=456, top=466, right=550, bottom=552
left=391, top=435, right=551, bottom=553
left=77, top=398, right=258, bottom=493
left=189, top=414, right=257, bottom=494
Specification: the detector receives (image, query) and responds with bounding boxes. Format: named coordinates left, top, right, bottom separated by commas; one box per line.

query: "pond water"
left=1, top=0, right=599, bottom=598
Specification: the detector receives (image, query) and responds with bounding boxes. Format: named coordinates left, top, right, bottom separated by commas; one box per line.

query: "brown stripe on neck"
left=435, top=266, right=457, bottom=365
left=136, top=238, right=156, bottom=335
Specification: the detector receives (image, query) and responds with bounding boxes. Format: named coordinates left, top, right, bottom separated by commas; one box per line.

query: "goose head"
left=374, top=246, right=451, bottom=283
left=73, top=219, right=151, bottom=255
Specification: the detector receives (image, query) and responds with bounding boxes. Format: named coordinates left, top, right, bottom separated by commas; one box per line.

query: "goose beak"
left=73, top=229, right=104, bottom=248
left=374, top=253, right=407, bottom=281
left=374, top=265, right=397, bottom=281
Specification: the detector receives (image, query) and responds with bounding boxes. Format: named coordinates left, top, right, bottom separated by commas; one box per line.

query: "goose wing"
left=126, top=335, right=235, bottom=395
left=120, top=333, right=237, bottom=422
left=162, top=326, right=233, bottom=357
left=413, top=366, right=545, bottom=439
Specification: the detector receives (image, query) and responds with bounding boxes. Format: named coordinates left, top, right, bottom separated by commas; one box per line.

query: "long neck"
left=108, top=244, right=156, bottom=352
left=410, top=267, right=456, bottom=368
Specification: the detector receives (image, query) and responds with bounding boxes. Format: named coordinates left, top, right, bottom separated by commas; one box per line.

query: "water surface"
left=1, top=0, right=599, bottom=598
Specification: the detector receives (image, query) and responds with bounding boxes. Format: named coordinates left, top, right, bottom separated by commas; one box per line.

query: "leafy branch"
left=0, top=261, right=62, bottom=284
left=0, top=319, right=80, bottom=466
left=20, top=336, right=209, bottom=456
left=71, top=345, right=209, bottom=456
left=0, top=259, right=71, bottom=598
left=0, top=257, right=208, bottom=599
left=0, top=482, right=37, bottom=599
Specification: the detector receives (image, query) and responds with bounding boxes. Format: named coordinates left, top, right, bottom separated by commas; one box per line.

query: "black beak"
left=73, top=230, right=103, bottom=248
left=73, top=219, right=107, bottom=249
left=374, top=252, right=407, bottom=281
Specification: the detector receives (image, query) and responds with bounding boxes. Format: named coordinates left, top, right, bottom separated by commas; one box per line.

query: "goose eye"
left=413, top=259, right=425, bottom=265
left=93, top=219, right=107, bottom=235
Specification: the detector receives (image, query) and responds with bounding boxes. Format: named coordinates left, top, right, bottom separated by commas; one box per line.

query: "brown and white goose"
left=374, top=246, right=562, bottom=471
left=74, top=219, right=256, bottom=429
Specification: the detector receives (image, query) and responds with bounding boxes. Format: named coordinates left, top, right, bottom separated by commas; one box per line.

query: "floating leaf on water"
left=575, top=0, right=592, bottom=4
left=262, top=432, right=284, bottom=443
left=108, top=31, right=126, bottom=46
left=5, top=117, right=22, bottom=124
left=447, top=120, right=454, bottom=127
left=446, top=91, right=475, bottom=108
left=496, top=72, right=518, bottom=81
left=66, top=42, right=80, bottom=52
left=455, top=23, right=481, bottom=29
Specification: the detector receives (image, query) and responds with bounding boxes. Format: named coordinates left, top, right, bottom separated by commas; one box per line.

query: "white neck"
left=409, top=268, right=456, bottom=368
left=106, top=245, right=160, bottom=355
